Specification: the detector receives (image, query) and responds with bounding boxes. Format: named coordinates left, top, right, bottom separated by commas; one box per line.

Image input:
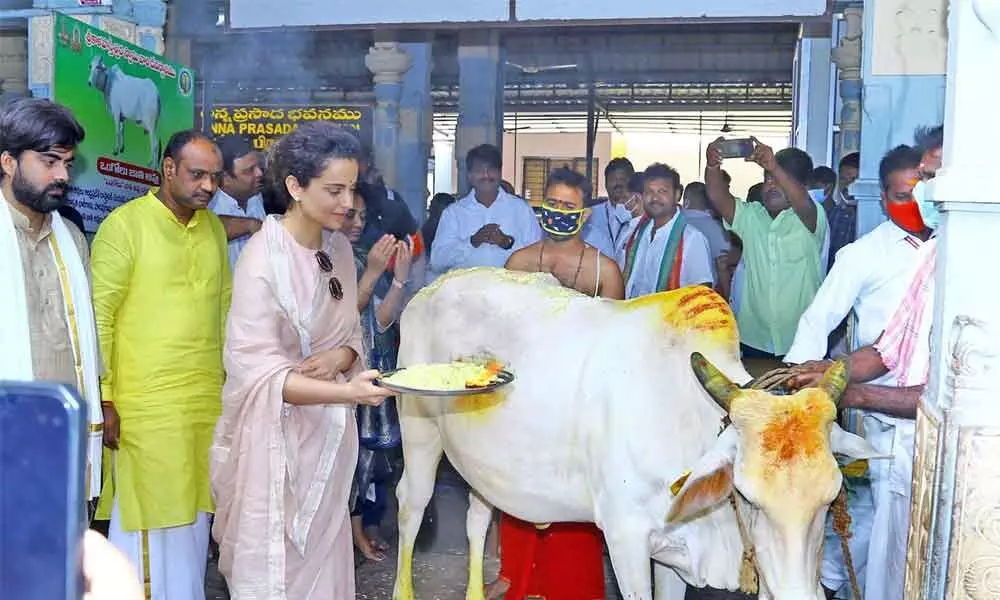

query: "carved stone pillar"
left=832, top=6, right=862, bottom=159
left=904, top=1, right=1000, bottom=598
left=365, top=42, right=413, bottom=190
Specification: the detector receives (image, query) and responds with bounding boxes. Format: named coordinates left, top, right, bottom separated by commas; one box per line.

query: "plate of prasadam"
left=376, top=359, right=515, bottom=397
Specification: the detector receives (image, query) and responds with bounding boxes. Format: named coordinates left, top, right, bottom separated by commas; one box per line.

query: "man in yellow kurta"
left=91, top=130, right=230, bottom=600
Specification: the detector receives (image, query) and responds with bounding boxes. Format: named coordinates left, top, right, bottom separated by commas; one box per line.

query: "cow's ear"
left=830, top=423, right=889, bottom=460
left=666, top=462, right=733, bottom=524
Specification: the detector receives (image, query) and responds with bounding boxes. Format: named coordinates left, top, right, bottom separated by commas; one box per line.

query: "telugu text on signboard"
left=52, top=12, right=194, bottom=231
left=206, top=105, right=372, bottom=152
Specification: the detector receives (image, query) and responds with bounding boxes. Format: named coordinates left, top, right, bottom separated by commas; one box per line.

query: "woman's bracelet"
left=392, top=278, right=407, bottom=289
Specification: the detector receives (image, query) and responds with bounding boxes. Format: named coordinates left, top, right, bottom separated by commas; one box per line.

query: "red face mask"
left=886, top=200, right=926, bottom=234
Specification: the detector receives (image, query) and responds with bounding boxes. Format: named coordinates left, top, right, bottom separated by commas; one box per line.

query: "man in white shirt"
left=582, top=157, right=642, bottom=260
left=208, top=137, right=264, bottom=270
left=430, top=144, right=541, bottom=275
left=785, top=145, right=933, bottom=599
left=622, top=163, right=714, bottom=299
left=790, top=236, right=934, bottom=600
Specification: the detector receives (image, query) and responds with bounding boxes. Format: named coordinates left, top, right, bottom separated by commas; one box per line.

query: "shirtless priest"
left=485, top=168, right=624, bottom=600
left=506, top=168, right=625, bottom=299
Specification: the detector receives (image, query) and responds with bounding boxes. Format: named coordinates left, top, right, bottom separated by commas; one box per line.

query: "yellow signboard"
left=204, top=104, right=372, bottom=151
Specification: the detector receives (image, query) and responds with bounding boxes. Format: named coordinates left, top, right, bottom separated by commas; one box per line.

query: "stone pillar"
left=791, top=24, right=833, bottom=167
left=455, top=31, right=504, bottom=195
left=397, top=40, right=433, bottom=225
left=904, top=2, right=1000, bottom=598
left=851, top=0, right=948, bottom=237
left=365, top=42, right=413, bottom=191
left=832, top=5, right=863, bottom=160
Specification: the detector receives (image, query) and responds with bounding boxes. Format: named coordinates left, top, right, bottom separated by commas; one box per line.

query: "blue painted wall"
left=852, top=0, right=946, bottom=237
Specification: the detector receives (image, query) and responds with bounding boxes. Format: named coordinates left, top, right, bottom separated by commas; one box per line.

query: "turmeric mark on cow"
left=625, top=286, right=739, bottom=348
left=759, top=396, right=828, bottom=465
left=453, top=389, right=508, bottom=415
left=683, top=301, right=732, bottom=320
left=677, top=287, right=716, bottom=307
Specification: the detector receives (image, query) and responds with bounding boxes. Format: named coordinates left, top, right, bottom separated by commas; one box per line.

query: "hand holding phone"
left=717, top=138, right=756, bottom=160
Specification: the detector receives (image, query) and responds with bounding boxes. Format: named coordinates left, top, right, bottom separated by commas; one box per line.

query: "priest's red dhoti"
left=497, top=512, right=606, bottom=599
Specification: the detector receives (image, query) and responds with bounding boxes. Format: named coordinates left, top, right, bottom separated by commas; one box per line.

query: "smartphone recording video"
left=1, top=381, right=87, bottom=600
left=718, top=138, right=755, bottom=160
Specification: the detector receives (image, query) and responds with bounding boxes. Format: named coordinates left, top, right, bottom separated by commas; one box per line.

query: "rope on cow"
left=831, top=485, right=862, bottom=600
left=743, top=366, right=802, bottom=393
left=736, top=365, right=865, bottom=599
left=728, top=494, right=759, bottom=595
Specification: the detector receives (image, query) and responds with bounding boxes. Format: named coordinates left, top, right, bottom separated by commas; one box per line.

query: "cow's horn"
left=690, top=352, right=741, bottom=412
left=819, top=359, right=850, bottom=405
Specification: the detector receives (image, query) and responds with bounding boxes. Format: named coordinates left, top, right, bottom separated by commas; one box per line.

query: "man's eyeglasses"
left=315, top=250, right=344, bottom=301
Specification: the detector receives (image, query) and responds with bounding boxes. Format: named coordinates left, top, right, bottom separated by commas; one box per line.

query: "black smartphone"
left=718, top=138, right=755, bottom=159
left=0, top=381, right=87, bottom=600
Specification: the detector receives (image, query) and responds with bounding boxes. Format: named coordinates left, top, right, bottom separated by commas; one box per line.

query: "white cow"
left=87, top=55, right=161, bottom=168
left=392, top=268, right=880, bottom=600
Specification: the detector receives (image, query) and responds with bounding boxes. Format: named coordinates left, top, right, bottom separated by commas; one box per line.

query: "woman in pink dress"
left=210, top=122, right=389, bottom=599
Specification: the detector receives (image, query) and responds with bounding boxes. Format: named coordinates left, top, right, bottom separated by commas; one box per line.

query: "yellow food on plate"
left=383, top=361, right=505, bottom=391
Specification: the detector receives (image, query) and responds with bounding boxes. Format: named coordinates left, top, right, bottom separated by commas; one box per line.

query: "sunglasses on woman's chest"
left=315, top=250, right=344, bottom=301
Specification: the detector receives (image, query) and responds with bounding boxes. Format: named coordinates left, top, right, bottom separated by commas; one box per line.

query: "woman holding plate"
left=210, top=122, right=388, bottom=599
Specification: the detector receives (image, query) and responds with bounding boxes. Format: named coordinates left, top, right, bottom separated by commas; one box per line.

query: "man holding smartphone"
left=704, top=137, right=828, bottom=364
left=0, top=98, right=103, bottom=506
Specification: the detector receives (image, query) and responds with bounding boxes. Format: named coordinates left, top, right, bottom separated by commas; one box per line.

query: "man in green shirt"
left=704, top=137, right=827, bottom=361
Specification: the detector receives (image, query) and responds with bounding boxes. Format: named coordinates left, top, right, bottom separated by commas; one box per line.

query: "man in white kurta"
left=0, top=98, right=102, bottom=505
left=785, top=145, right=931, bottom=598
left=430, top=144, right=541, bottom=278
left=622, top=163, right=714, bottom=299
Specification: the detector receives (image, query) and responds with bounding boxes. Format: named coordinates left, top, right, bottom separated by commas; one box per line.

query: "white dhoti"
left=862, top=415, right=914, bottom=600
left=108, top=499, right=211, bottom=600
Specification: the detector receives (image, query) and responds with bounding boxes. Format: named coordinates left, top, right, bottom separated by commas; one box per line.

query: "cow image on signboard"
left=87, top=55, right=161, bottom=168
left=52, top=12, right=194, bottom=231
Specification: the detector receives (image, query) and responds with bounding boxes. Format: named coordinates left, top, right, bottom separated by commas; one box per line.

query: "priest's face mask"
left=1, top=146, right=75, bottom=214
left=538, top=182, right=590, bottom=240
